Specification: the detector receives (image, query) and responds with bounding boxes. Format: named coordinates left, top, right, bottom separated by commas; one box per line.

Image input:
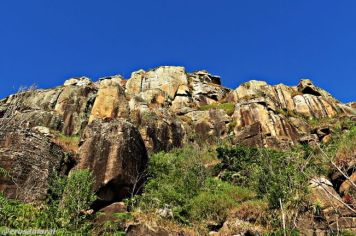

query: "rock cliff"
left=0, top=66, right=355, bottom=234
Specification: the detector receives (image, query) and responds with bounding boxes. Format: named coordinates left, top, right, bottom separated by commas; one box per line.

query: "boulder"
left=95, top=202, right=127, bottom=225
left=63, top=77, right=91, bottom=86
left=339, top=172, right=356, bottom=195
left=77, top=119, right=148, bottom=206
left=309, top=177, right=344, bottom=210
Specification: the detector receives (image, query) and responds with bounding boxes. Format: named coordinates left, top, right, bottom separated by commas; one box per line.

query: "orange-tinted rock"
left=88, top=77, right=128, bottom=123
left=77, top=119, right=148, bottom=205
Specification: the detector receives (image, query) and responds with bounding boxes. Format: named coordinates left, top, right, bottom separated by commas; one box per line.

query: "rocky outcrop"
left=54, top=82, right=97, bottom=135
left=126, top=66, right=188, bottom=108
left=88, top=76, right=128, bottom=123
left=76, top=119, right=148, bottom=208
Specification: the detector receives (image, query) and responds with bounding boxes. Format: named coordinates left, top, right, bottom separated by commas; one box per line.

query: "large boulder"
left=76, top=119, right=148, bottom=207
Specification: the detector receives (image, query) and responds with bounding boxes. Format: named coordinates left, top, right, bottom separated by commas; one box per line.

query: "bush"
left=215, top=145, right=313, bottom=209
left=0, top=169, right=96, bottom=234
left=187, top=178, right=254, bottom=222
left=57, top=169, right=96, bottom=230
left=136, top=146, right=254, bottom=226
left=0, top=193, right=52, bottom=229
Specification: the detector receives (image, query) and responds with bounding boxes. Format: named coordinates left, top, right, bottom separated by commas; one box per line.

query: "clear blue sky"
left=0, top=1, right=355, bottom=102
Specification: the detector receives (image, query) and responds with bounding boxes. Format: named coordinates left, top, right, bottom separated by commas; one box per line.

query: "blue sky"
left=0, top=1, right=355, bottom=102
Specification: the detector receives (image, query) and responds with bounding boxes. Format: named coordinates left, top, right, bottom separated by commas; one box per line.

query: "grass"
left=199, top=102, right=235, bottom=116
left=51, top=131, right=80, bottom=153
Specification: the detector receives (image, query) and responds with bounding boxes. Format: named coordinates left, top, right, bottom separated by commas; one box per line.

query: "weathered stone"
left=339, top=172, right=356, bottom=195
left=126, top=223, right=180, bottom=236
left=95, top=202, right=127, bottom=224
left=126, top=66, right=188, bottom=102
left=134, top=110, right=186, bottom=152
left=232, top=102, right=299, bottom=148
left=210, top=218, right=265, bottom=236
left=188, top=71, right=230, bottom=105
left=63, top=77, right=91, bottom=86
left=31, top=126, right=51, bottom=136
left=0, top=125, right=65, bottom=203
left=88, top=77, right=128, bottom=123
left=309, top=177, right=344, bottom=210
left=77, top=119, right=148, bottom=205
left=329, top=217, right=356, bottom=231
left=54, top=84, right=97, bottom=135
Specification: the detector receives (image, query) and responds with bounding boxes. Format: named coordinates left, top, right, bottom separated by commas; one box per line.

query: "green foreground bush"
left=135, top=147, right=255, bottom=225
left=0, top=169, right=96, bottom=234
left=215, top=145, right=319, bottom=209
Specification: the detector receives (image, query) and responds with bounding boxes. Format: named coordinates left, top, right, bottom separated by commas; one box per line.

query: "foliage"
left=0, top=169, right=96, bottom=234
left=57, top=169, right=96, bottom=230
left=215, top=145, right=316, bottom=209
left=0, top=193, right=52, bottom=229
left=98, top=212, right=133, bottom=235
left=324, top=119, right=356, bottom=169
left=136, top=146, right=254, bottom=226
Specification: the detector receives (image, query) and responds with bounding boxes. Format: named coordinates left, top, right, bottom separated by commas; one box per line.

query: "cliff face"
left=0, top=66, right=355, bottom=233
left=0, top=66, right=354, bottom=200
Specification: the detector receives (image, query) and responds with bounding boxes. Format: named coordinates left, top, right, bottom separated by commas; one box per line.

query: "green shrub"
left=0, top=193, right=52, bottom=229
left=215, top=145, right=313, bottom=209
left=187, top=178, right=254, bottom=222
left=0, top=169, right=96, bottom=234
left=136, top=146, right=253, bottom=225
left=58, top=169, right=96, bottom=230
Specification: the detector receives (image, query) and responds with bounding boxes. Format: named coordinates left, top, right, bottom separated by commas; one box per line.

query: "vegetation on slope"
left=0, top=170, right=96, bottom=235
left=0, top=118, right=355, bottom=235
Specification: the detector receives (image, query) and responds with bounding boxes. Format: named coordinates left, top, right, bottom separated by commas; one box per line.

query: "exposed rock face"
left=126, top=66, right=188, bottom=107
left=232, top=102, right=299, bottom=148
left=0, top=125, right=66, bottom=203
left=223, top=79, right=347, bottom=147
left=88, top=77, right=128, bottom=123
left=0, top=65, right=354, bottom=214
left=76, top=119, right=148, bottom=207
left=54, top=83, right=97, bottom=135
left=188, top=70, right=229, bottom=105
